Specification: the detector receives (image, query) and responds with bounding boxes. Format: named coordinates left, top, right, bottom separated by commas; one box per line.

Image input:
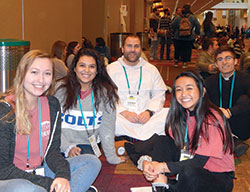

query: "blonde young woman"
left=0, top=50, right=101, bottom=192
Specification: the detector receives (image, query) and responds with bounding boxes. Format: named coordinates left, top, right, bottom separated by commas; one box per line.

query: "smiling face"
left=175, top=76, right=200, bottom=111
left=74, top=55, right=97, bottom=91
left=23, top=58, right=53, bottom=102
left=122, top=36, right=142, bottom=66
left=215, top=51, right=237, bottom=78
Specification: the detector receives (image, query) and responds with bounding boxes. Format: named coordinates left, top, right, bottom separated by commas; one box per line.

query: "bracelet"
left=137, top=155, right=152, bottom=171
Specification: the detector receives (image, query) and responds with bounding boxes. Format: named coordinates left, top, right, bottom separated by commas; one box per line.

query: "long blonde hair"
left=0, top=50, right=55, bottom=135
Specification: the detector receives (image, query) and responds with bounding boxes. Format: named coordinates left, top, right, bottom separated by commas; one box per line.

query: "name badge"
left=179, top=149, right=194, bottom=161
left=26, top=167, right=45, bottom=176
left=89, top=134, right=102, bottom=157
left=124, top=94, right=138, bottom=111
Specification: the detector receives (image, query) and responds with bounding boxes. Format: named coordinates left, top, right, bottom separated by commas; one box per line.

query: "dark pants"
left=174, top=39, right=193, bottom=62
left=160, top=36, right=171, bottom=60
left=229, top=112, right=250, bottom=140
left=174, top=166, right=234, bottom=192
left=152, top=136, right=234, bottom=192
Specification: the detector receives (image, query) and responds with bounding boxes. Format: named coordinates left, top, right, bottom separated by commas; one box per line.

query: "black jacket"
left=205, top=71, right=250, bottom=140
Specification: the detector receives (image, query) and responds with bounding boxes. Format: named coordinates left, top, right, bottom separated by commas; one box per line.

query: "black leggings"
left=152, top=135, right=234, bottom=192
left=174, top=166, right=234, bottom=192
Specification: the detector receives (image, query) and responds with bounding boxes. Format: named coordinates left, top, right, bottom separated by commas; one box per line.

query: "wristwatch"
left=146, top=109, right=155, bottom=117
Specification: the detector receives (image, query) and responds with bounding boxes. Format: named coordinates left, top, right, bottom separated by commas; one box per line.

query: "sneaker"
left=152, top=183, right=172, bottom=192
left=182, top=62, right=188, bottom=69
left=86, top=185, right=98, bottom=192
left=234, top=137, right=249, bottom=157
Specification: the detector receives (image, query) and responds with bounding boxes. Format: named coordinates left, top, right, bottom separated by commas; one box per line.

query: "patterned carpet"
left=93, top=141, right=150, bottom=192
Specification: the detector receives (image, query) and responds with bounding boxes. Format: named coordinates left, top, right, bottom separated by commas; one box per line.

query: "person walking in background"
left=65, top=41, right=81, bottom=68
left=94, top=37, right=111, bottom=65
left=172, top=4, right=200, bottom=68
left=172, top=7, right=182, bottom=66
left=55, top=48, right=126, bottom=165
left=202, top=11, right=216, bottom=38
left=0, top=50, right=101, bottom=192
left=51, top=40, right=69, bottom=80
left=158, top=8, right=173, bottom=60
left=149, top=8, right=160, bottom=60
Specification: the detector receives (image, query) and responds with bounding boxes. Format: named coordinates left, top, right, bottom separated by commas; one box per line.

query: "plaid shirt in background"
left=158, top=15, right=173, bottom=38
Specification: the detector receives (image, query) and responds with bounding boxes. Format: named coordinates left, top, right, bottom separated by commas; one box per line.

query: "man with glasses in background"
left=205, top=45, right=250, bottom=157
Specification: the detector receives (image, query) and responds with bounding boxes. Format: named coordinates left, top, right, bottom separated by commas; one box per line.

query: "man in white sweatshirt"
left=107, top=35, right=170, bottom=142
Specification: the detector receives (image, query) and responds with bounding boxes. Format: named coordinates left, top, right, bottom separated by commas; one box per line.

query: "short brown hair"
left=202, top=38, right=213, bottom=51
left=123, top=34, right=141, bottom=47
left=214, top=45, right=236, bottom=60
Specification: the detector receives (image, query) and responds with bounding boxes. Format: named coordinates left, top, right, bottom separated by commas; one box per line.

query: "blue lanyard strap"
left=219, top=71, right=235, bottom=109
left=26, top=97, right=43, bottom=167
left=78, top=87, right=96, bottom=132
left=184, top=115, right=189, bottom=149
left=122, top=65, right=142, bottom=95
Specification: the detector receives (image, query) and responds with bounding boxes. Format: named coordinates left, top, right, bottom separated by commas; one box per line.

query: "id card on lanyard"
left=25, top=97, right=45, bottom=176
left=180, top=115, right=194, bottom=161
left=78, top=87, right=102, bottom=157
left=122, top=65, right=142, bottom=112
left=125, top=94, right=139, bottom=111
left=89, top=135, right=102, bottom=157
left=180, top=149, right=194, bottom=161
left=26, top=166, right=45, bottom=176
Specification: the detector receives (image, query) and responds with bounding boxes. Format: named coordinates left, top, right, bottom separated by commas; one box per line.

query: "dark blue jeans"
left=174, top=39, right=194, bottom=62
left=160, top=36, right=171, bottom=60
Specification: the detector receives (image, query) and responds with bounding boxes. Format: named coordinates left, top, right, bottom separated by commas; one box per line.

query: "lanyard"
left=219, top=71, right=235, bottom=109
left=77, top=87, right=96, bottom=133
left=184, top=115, right=189, bottom=150
left=122, top=65, right=142, bottom=95
left=26, top=97, right=43, bottom=168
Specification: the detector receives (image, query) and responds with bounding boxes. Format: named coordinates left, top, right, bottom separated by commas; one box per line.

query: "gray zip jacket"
left=0, top=96, right=70, bottom=191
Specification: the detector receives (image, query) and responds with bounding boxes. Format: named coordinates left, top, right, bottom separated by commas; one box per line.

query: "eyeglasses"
left=216, top=56, right=234, bottom=63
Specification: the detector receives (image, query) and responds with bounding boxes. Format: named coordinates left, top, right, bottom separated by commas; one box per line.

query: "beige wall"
left=0, top=0, right=82, bottom=53
left=82, top=0, right=105, bottom=45
left=82, top=0, right=145, bottom=47
left=0, top=0, right=22, bottom=39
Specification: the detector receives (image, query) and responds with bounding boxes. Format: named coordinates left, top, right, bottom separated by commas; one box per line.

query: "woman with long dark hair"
left=55, top=48, right=126, bottom=164
left=139, top=71, right=234, bottom=192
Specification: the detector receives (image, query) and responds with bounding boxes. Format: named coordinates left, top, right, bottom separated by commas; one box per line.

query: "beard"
left=123, top=52, right=141, bottom=63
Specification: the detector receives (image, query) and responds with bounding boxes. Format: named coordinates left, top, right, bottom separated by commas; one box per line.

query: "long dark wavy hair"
left=202, top=11, right=214, bottom=33
left=165, top=71, right=233, bottom=154
left=58, top=48, right=119, bottom=112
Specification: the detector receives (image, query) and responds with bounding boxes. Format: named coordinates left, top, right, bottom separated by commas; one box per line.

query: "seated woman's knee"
left=1, top=179, right=46, bottom=192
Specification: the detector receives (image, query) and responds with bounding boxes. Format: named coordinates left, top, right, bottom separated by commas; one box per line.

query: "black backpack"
left=179, top=15, right=191, bottom=37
